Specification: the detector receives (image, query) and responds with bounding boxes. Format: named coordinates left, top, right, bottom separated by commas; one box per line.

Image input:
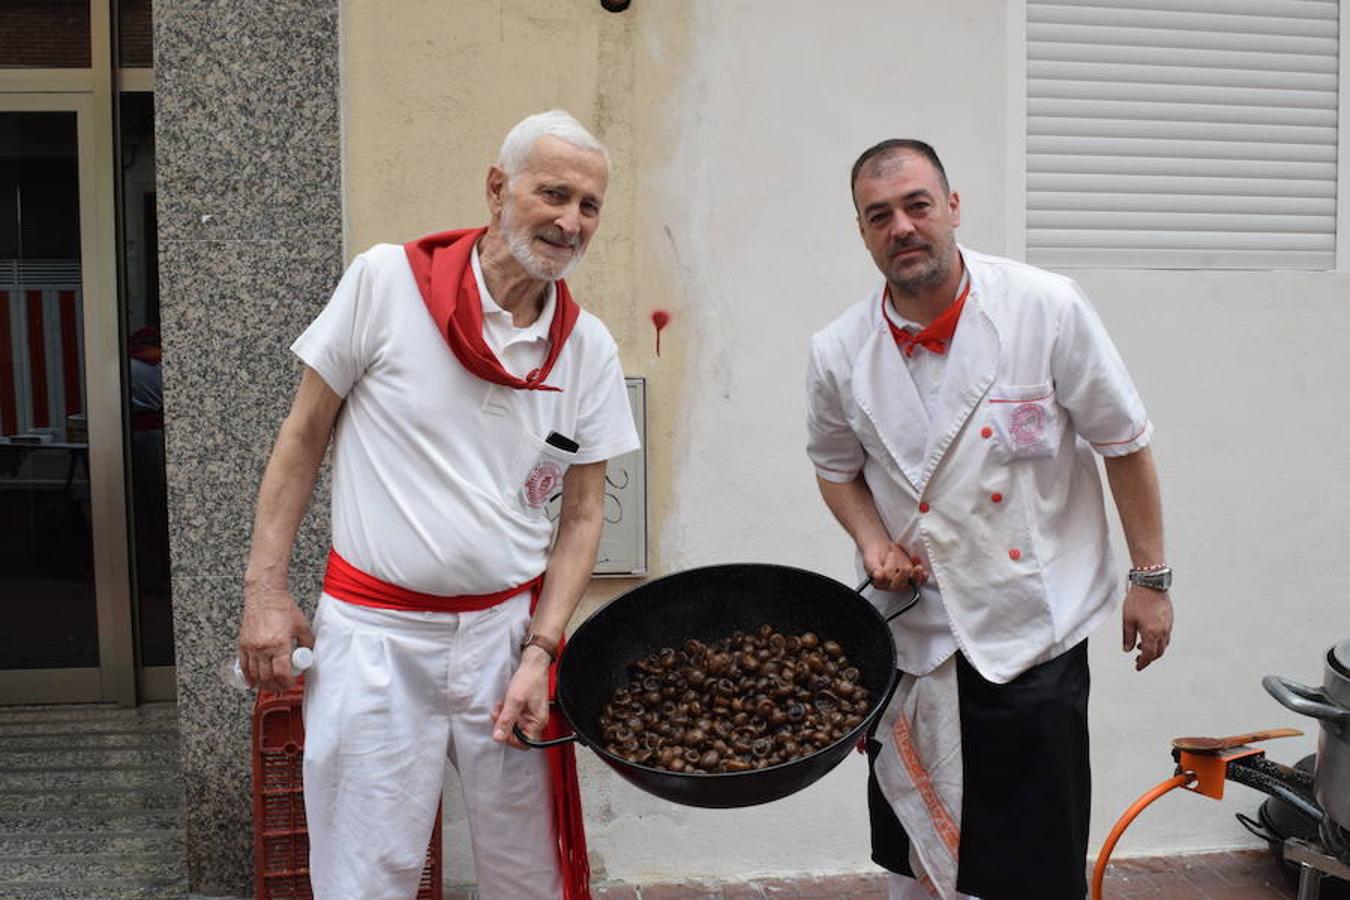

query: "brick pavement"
left=443, top=849, right=1341, bottom=899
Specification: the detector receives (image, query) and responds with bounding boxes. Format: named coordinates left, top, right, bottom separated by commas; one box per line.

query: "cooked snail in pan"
left=597, top=625, right=872, bottom=774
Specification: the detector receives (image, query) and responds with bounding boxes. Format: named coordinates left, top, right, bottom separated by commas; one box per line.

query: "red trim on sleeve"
left=1091, top=423, right=1149, bottom=448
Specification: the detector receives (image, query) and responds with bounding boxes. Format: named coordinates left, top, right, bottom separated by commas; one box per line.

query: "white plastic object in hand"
left=222, top=646, right=315, bottom=691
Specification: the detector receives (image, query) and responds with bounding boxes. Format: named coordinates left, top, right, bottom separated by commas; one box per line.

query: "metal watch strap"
left=1128, top=565, right=1172, bottom=591
left=520, top=632, right=559, bottom=662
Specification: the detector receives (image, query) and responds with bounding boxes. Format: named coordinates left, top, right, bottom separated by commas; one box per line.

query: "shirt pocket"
left=508, top=427, right=575, bottom=517
left=986, top=382, right=1064, bottom=462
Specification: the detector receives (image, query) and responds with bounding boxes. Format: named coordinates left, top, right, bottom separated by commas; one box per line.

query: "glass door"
left=119, top=90, right=175, bottom=699
left=0, top=93, right=133, bottom=704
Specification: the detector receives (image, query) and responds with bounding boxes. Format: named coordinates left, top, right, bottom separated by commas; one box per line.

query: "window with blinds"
left=1026, top=0, right=1339, bottom=269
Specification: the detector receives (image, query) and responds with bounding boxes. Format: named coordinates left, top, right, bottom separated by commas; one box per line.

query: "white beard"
left=502, top=200, right=583, bottom=282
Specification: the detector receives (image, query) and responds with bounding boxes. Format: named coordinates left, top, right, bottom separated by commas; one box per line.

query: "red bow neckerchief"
left=884, top=275, right=972, bottom=358
left=403, top=226, right=581, bottom=391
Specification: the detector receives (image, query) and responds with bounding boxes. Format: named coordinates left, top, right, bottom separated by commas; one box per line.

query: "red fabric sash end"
left=322, top=548, right=538, bottom=613
left=545, top=680, right=592, bottom=900
left=403, top=226, right=581, bottom=392
left=885, top=276, right=972, bottom=358
left=528, top=599, right=590, bottom=898
left=319, top=547, right=592, bottom=896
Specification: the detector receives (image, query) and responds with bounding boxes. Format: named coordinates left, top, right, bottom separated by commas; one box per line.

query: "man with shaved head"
left=238, top=110, right=638, bottom=899
left=805, top=140, right=1174, bottom=899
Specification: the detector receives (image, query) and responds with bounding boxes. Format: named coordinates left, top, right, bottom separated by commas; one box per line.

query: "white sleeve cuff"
left=813, top=464, right=860, bottom=484
left=1091, top=420, right=1153, bottom=458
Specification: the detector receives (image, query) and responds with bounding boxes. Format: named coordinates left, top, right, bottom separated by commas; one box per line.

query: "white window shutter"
left=1026, top=0, right=1339, bottom=269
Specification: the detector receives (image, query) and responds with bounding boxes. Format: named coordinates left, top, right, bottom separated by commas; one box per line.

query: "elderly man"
left=238, top=110, right=638, bottom=899
left=805, top=139, right=1174, bottom=899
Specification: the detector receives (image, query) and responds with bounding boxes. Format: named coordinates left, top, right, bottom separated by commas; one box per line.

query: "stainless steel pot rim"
left=1333, top=638, right=1350, bottom=678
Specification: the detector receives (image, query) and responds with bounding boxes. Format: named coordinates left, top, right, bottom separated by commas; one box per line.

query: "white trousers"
left=302, top=593, right=562, bottom=900
left=888, top=873, right=979, bottom=900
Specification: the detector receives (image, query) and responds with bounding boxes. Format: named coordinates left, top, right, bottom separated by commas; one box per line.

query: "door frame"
left=0, top=88, right=136, bottom=706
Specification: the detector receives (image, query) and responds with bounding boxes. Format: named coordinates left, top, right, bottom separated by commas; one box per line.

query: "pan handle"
left=883, top=582, right=922, bottom=622
left=1262, top=675, right=1350, bottom=724
left=512, top=724, right=581, bottom=749
left=856, top=576, right=922, bottom=623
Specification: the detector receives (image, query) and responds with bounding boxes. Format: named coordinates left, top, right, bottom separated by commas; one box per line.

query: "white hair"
left=497, top=109, right=609, bottom=180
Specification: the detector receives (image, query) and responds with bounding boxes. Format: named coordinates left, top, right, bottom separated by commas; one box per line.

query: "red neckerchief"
left=403, top=227, right=581, bottom=391
left=884, top=273, right=971, bottom=357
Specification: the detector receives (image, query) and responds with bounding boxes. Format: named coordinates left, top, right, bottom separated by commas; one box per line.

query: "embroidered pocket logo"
left=524, top=461, right=563, bottom=508
left=1009, top=403, right=1046, bottom=448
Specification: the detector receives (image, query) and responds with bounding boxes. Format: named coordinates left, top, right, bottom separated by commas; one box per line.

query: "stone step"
left=0, top=766, right=183, bottom=793
left=0, top=852, right=188, bottom=884
left=0, top=746, right=183, bottom=770
left=0, top=718, right=179, bottom=738
left=0, top=785, right=184, bottom=815
left=0, top=829, right=185, bottom=858
left=0, top=702, right=178, bottom=729
left=0, top=701, right=189, bottom=900
left=0, top=876, right=187, bottom=900
left=0, top=730, right=177, bottom=750
left=0, top=810, right=184, bottom=837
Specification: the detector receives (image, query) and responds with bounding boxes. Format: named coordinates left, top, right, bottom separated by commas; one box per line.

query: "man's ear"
left=486, top=165, right=507, bottom=215
left=949, top=190, right=961, bottom=229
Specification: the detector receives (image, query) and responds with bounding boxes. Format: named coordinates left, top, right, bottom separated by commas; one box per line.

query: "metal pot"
left=1264, top=638, right=1350, bottom=830
left=517, top=563, right=909, bottom=808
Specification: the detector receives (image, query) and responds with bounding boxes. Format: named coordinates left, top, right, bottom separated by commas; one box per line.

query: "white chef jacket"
left=806, top=246, right=1152, bottom=684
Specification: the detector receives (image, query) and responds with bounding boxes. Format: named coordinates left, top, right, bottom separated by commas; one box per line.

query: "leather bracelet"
left=520, top=632, right=559, bottom=663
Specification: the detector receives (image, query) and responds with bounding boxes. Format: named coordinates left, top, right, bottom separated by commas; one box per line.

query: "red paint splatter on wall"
left=651, top=309, right=671, bottom=356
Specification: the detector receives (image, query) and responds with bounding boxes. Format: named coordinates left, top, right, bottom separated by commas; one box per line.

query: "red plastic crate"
left=252, top=685, right=443, bottom=899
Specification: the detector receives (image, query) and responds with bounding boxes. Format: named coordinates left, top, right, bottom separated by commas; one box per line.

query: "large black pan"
left=517, top=563, right=914, bottom=808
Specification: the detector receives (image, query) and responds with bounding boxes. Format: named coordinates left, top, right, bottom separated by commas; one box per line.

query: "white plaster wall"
left=623, top=0, right=1342, bottom=876
left=340, top=0, right=1348, bottom=885
left=582, top=1, right=1015, bottom=881
left=1078, top=271, right=1344, bottom=854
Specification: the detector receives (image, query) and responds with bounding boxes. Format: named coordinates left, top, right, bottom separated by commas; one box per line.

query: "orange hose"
left=1091, top=773, right=1195, bottom=900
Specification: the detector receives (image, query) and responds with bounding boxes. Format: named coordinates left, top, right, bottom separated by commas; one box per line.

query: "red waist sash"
left=323, top=548, right=541, bottom=613
left=319, top=547, right=592, bottom=898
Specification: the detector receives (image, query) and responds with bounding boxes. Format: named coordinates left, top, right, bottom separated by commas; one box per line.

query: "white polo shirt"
left=472, top=245, right=555, bottom=378
left=292, top=242, right=640, bottom=596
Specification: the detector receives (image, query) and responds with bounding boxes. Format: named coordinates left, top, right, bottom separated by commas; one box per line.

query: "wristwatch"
left=1127, top=565, right=1172, bottom=592
left=520, top=632, right=559, bottom=662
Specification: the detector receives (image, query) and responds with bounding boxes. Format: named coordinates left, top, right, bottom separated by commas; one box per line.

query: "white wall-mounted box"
left=546, top=376, right=647, bottom=576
